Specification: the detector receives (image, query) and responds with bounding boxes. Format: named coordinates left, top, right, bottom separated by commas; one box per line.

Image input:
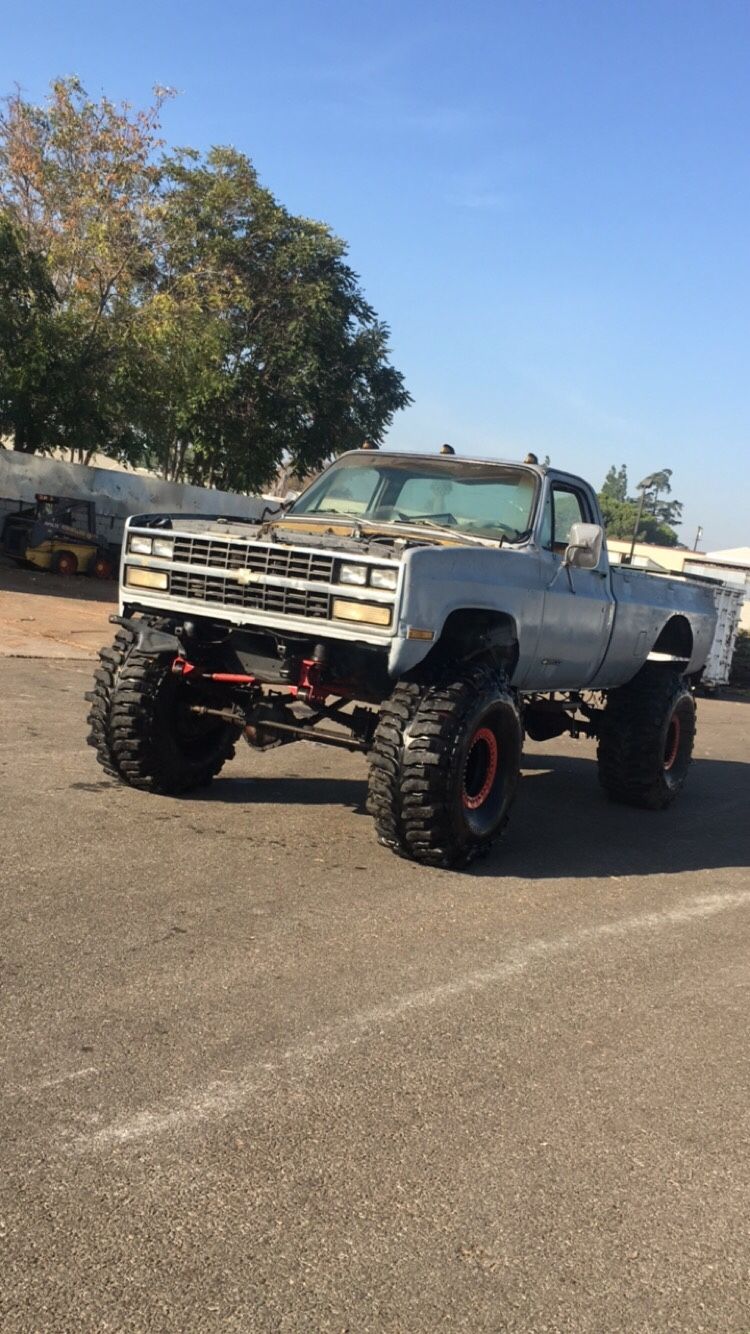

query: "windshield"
left=290, top=455, right=538, bottom=542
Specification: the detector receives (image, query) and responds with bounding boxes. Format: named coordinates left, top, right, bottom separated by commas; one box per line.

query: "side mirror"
left=563, top=522, right=604, bottom=570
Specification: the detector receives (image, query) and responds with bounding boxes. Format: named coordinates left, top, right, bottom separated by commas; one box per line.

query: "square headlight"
left=339, top=563, right=368, bottom=586
left=332, top=599, right=391, bottom=627
left=129, top=534, right=153, bottom=555
left=125, top=566, right=169, bottom=591
left=152, top=537, right=175, bottom=559
left=370, top=566, right=398, bottom=591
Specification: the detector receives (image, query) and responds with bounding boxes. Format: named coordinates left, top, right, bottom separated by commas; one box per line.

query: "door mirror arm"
left=545, top=556, right=575, bottom=593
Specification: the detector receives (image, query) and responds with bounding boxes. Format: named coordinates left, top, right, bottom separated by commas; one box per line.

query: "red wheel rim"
left=664, top=713, right=681, bottom=771
left=462, top=727, right=499, bottom=809
left=57, top=554, right=76, bottom=576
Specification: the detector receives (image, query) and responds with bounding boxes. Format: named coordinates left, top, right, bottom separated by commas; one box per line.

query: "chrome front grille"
left=171, top=535, right=335, bottom=583
left=169, top=569, right=332, bottom=620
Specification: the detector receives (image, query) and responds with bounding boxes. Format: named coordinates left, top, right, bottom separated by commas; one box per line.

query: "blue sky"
left=2, top=0, right=749, bottom=549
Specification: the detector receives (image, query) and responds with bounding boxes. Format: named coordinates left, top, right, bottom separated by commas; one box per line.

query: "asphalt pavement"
left=1, top=657, right=749, bottom=1332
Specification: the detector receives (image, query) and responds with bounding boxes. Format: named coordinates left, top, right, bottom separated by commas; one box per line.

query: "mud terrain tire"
left=597, top=665, right=696, bottom=809
left=85, top=623, right=236, bottom=792
left=367, top=664, right=522, bottom=869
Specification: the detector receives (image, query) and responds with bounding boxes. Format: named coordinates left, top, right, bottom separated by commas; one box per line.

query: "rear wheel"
left=85, top=623, right=237, bottom=792
left=597, top=666, right=696, bottom=809
left=53, top=550, right=78, bottom=576
left=91, top=554, right=114, bottom=580
left=367, top=663, right=522, bottom=868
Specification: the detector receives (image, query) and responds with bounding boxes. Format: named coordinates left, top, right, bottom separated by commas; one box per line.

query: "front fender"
left=110, top=614, right=184, bottom=658
left=387, top=545, right=545, bottom=681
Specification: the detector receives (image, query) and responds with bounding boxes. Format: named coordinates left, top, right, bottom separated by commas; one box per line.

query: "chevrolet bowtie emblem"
left=236, top=569, right=262, bottom=585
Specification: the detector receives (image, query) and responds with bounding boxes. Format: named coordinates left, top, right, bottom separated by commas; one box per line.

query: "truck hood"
left=146, top=512, right=482, bottom=559
left=268, top=517, right=471, bottom=556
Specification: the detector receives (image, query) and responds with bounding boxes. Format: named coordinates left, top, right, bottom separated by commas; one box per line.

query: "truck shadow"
left=0, top=556, right=117, bottom=604
left=197, top=775, right=366, bottom=809
left=198, top=750, right=750, bottom=880
left=701, top=689, right=750, bottom=705
left=476, top=752, right=750, bottom=880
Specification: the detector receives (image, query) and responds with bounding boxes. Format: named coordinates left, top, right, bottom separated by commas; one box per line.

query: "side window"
left=551, top=487, right=587, bottom=552
left=540, top=485, right=589, bottom=553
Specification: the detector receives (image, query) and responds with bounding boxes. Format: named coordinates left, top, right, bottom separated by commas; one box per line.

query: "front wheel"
left=597, top=666, right=697, bottom=809
left=367, top=664, right=522, bottom=868
left=53, top=550, right=78, bottom=576
left=91, top=553, right=114, bottom=580
left=85, top=624, right=237, bottom=792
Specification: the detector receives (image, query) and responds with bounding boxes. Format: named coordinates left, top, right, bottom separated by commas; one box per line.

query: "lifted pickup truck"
left=87, top=452, right=717, bottom=868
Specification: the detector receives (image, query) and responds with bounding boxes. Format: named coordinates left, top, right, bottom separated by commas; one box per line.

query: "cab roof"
left=337, top=450, right=590, bottom=491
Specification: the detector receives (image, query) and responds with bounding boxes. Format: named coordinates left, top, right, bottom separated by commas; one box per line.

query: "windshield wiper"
left=282, top=511, right=505, bottom=548
left=394, top=518, right=504, bottom=548
left=282, top=510, right=364, bottom=525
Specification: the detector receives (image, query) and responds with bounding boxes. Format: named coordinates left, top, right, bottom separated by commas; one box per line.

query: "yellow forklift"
left=1, top=494, right=118, bottom=579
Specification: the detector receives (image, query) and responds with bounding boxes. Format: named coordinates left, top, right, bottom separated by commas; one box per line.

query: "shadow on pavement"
left=0, top=557, right=117, bottom=604
left=195, top=748, right=750, bottom=880
left=197, top=774, right=367, bottom=810
left=477, top=752, right=750, bottom=879
left=701, top=688, right=750, bottom=705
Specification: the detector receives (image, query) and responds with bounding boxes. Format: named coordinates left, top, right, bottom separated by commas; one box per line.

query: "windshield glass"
left=290, top=455, right=538, bottom=542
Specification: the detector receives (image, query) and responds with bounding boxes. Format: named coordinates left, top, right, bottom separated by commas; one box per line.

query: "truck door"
left=533, top=481, right=615, bottom=690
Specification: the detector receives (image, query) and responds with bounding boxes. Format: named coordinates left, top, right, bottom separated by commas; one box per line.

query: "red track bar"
left=171, top=656, right=256, bottom=685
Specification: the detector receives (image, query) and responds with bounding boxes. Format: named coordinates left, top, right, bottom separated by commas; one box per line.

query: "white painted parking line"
left=73, top=889, right=750, bottom=1153
left=10, top=1067, right=100, bottom=1096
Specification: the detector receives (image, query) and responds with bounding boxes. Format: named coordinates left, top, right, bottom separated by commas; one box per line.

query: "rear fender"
left=647, top=614, right=693, bottom=666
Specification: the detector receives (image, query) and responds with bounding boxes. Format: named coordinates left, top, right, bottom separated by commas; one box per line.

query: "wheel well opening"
left=650, top=614, right=693, bottom=662
left=429, top=608, right=519, bottom=674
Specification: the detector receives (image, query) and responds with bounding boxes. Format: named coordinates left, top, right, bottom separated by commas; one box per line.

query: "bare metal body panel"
left=119, top=454, right=717, bottom=691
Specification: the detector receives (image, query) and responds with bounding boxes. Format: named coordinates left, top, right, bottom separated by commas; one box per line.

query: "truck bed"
left=589, top=565, right=717, bottom=687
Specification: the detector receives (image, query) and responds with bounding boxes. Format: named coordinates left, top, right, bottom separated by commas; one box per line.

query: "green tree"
left=598, top=463, right=683, bottom=547
left=0, top=77, right=167, bottom=463
left=0, top=80, right=410, bottom=488
left=639, top=470, right=684, bottom=527
left=598, top=494, right=680, bottom=546
left=646, top=468, right=672, bottom=508
left=0, top=214, right=62, bottom=450
left=141, top=147, right=410, bottom=489
left=654, top=496, right=684, bottom=527
left=600, top=463, right=628, bottom=502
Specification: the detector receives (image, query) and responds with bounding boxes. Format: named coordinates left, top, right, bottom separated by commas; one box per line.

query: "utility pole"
left=693, top=525, right=703, bottom=551
left=627, top=490, right=647, bottom=565
left=627, top=472, right=663, bottom=564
